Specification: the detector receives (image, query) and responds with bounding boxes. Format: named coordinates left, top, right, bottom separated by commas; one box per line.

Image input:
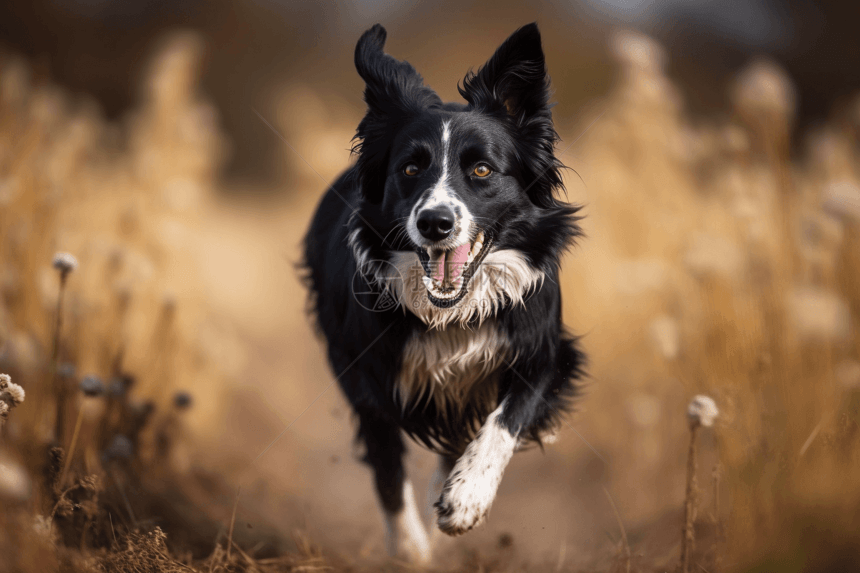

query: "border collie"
left=303, top=22, right=585, bottom=562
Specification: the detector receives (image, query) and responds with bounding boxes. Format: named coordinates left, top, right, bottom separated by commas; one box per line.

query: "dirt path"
left=215, top=324, right=622, bottom=570
left=194, top=196, right=674, bottom=571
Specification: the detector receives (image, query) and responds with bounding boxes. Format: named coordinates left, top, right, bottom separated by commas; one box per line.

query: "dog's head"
left=351, top=24, right=579, bottom=314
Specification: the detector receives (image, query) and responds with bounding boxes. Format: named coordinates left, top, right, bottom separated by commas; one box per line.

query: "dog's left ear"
left=459, top=23, right=563, bottom=208
left=459, top=23, right=550, bottom=124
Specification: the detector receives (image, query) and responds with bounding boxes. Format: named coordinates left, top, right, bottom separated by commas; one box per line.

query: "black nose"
left=416, top=207, right=455, bottom=242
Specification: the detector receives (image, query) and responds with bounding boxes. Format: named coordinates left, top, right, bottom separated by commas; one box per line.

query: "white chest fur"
left=396, top=320, right=509, bottom=414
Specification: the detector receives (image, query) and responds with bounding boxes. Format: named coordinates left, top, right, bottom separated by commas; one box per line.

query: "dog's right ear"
left=352, top=24, right=440, bottom=204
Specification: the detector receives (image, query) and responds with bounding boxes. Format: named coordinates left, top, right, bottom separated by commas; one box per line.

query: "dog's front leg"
left=434, top=399, right=518, bottom=536
left=434, top=329, right=579, bottom=536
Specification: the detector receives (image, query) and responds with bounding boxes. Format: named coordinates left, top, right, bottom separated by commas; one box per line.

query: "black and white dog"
left=303, top=22, right=585, bottom=562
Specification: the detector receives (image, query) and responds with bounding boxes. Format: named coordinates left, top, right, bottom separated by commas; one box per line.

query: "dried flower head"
left=731, top=59, right=796, bottom=126
left=52, top=252, right=78, bottom=275
left=32, top=515, right=55, bottom=541
left=79, top=375, right=105, bottom=397
left=103, top=434, right=134, bottom=461
left=0, top=373, right=25, bottom=405
left=3, top=383, right=25, bottom=406
left=0, top=373, right=25, bottom=427
left=687, top=395, right=719, bottom=428
left=609, top=29, right=667, bottom=74
left=58, top=363, right=76, bottom=379
left=0, top=456, right=31, bottom=501
left=173, top=391, right=192, bottom=410
left=822, top=181, right=860, bottom=223
left=108, top=377, right=127, bottom=398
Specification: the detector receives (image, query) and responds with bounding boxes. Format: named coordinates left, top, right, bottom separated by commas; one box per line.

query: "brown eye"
left=473, top=164, right=492, bottom=177
left=404, top=164, right=419, bottom=176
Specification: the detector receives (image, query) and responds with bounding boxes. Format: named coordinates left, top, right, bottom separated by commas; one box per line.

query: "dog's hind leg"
left=357, top=409, right=431, bottom=563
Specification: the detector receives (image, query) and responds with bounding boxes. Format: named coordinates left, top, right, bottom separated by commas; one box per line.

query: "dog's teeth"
left=422, top=276, right=434, bottom=290
left=476, top=231, right=485, bottom=243
left=472, top=241, right=483, bottom=256
left=426, top=246, right=433, bottom=256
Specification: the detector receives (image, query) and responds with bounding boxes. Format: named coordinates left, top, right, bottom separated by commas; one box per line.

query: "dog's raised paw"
left=434, top=475, right=493, bottom=536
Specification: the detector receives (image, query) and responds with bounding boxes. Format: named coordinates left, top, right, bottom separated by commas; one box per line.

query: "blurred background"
left=0, top=1, right=859, bottom=572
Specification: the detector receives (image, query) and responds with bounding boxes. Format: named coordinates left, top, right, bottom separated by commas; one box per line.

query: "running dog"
left=302, top=22, right=585, bottom=562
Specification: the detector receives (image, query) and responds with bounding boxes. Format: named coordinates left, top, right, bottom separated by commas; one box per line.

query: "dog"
left=302, top=22, right=585, bottom=562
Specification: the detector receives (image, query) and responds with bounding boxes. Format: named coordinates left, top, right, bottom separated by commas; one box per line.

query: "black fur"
left=302, top=22, right=586, bottom=531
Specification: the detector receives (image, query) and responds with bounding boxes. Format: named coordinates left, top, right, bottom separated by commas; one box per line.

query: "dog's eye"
left=473, top=164, right=492, bottom=178
left=404, top=164, right=419, bottom=176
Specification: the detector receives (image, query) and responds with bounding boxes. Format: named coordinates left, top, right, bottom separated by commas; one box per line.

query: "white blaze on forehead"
left=428, top=120, right=451, bottom=205
left=407, top=120, right=473, bottom=248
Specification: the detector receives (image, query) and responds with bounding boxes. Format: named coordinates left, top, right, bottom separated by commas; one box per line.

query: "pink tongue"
left=432, top=244, right=471, bottom=282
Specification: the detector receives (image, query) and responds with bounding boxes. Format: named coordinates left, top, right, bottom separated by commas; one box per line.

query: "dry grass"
left=0, top=26, right=859, bottom=573
left=562, top=30, right=860, bottom=572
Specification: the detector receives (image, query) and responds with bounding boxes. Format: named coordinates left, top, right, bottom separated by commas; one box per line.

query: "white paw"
left=434, top=466, right=498, bottom=536
left=434, top=403, right=517, bottom=536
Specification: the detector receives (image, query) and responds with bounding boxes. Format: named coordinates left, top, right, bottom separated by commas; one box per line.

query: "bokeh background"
left=1, top=1, right=859, bottom=572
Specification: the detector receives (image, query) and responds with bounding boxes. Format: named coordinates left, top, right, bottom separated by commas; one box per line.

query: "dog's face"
left=383, top=113, right=531, bottom=306
left=351, top=24, right=577, bottom=312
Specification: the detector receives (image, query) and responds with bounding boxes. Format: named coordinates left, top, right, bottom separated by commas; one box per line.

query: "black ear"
left=352, top=24, right=441, bottom=204
left=459, top=23, right=563, bottom=208
left=459, top=23, right=550, bottom=123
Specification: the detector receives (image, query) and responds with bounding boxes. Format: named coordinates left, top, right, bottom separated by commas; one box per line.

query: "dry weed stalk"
left=603, top=486, right=631, bottom=573
left=58, top=375, right=104, bottom=489
left=51, top=252, right=77, bottom=444
left=680, top=395, right=718, bottom=573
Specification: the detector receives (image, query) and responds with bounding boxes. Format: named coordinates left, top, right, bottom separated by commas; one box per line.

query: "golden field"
left=0, top=24, right=859, bottom=573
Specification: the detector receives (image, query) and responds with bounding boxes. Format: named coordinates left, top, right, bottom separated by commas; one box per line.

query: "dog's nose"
left=416, top=207, right=455, bottom=242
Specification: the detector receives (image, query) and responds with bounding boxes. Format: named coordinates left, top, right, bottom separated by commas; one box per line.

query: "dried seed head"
left=80, top=474, right=103, bottom=493
left=687, top=395, right=719, bottom=428
left=3, top=384, right=25, bottom=406
left=32, top=515, right=55, bottom=541
left=731, top=59, right=796, bottom=124
left=787, top=286, right=851, bottom=342
left=822, top=181, right=860, bottom=223
left=130, top=400, right=155, bottom=419
left=173, top=391, right=192, bottom=410
left=109, top=374, right=136, bottom=398
left=52, top=252, right=78, bottom=275
left=79, top=375, right=105, bottom=397
left=58, top=363, right=76, bottom=379
left=0, top=374, right=25, bottom=406
left=0, top=456, right=31, bottom=501
left=103, top=434, right=134, bottom=461
left=609, top=29, right=667, bottom=74
left=108, top=377, right=127, bottom=398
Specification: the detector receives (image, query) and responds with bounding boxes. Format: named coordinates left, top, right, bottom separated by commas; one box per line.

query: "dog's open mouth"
left=416, top=230, right=493, bottom=308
